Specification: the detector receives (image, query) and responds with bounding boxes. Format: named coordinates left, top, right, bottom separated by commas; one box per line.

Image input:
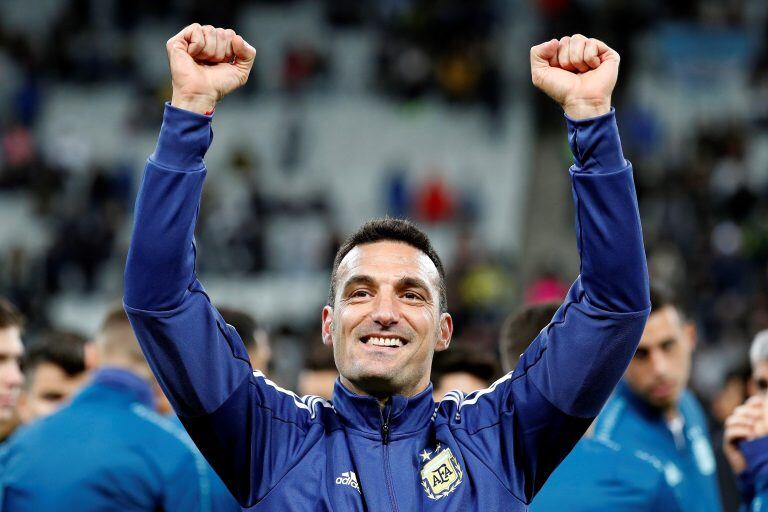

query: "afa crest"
left=419, top=445, right=463, bottom=500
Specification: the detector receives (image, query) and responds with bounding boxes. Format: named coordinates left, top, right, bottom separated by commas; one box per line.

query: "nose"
left=648, top=349, right=669, bottom=379
left=370, top=290, right=400, bottom=327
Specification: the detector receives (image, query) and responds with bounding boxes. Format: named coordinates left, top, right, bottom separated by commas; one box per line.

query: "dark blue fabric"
left=167, top=414, right=242, bottom=512
left=0, top=368, right=211, bottom=511
left=530, top=437, right=683, bottom=511
left=123, top=104, right=649, bottom=510
left=739, top=436, right=768, bottom=511
left=593, top=382, right=723, bottom=511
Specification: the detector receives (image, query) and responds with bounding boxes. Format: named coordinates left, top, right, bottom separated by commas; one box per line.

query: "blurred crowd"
left=1, top=0, right=768, bottom=510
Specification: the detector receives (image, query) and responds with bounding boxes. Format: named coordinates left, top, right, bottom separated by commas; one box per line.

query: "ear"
left=683, top=321, right=697, bottom=351
left=434, top=313, right=453, bottom=352
left=322, top=306, right=334, bottom=347
left=84, top=340, right=99, bottom=370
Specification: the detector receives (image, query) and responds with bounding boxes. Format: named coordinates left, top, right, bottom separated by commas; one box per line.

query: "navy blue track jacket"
left=124, top=104, right=650, bottom=510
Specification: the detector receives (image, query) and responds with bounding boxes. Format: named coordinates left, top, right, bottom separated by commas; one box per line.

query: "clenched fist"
left=167, top=24, right=257, bottom=115
left=530, top=34, right=619, bottom=120
left=723, top=396, right=768, bottom=474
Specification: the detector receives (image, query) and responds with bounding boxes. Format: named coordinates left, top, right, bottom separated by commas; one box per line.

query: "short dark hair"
left=22, top=329, right=88, bottom=379
left=499, top=302, right=560, bottom=373
left=649, top=283, right=686, bottom=318
left=431, top=347, right=499, bottom=388
left=328, top=218, right=447, bottom=312
left=218, top=307, right=261, bottom=350
left=0, top=296, right=24, bottom=331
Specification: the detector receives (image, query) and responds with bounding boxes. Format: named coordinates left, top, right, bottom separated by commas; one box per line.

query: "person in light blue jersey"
left=501, top=302, right=682, bottom=512
left=593, top=285, right=723, bottom=511
left=0, top=306, right=212, bottom=512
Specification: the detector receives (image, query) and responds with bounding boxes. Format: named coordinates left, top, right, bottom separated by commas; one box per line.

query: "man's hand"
left=166, top=24, right=257, bottom=115
left=724, top=396, right=766, bottom=474
left=530, top=34, right=619, bottom=120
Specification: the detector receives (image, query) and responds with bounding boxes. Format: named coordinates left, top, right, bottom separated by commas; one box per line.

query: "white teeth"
left=367, top=337, right=404, bottom=348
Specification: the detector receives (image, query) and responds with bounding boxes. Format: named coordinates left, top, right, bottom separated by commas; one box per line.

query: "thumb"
left=530, top=39, right=558, bottom=69
left=232, top=35, right=257, bottom=71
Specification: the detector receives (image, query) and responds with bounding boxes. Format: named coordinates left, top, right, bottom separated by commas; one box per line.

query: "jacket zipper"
left=380, top=402, right=399, bottom=512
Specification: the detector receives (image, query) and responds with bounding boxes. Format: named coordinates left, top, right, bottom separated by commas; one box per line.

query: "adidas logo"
left=335, top=471, right=361, bottom=494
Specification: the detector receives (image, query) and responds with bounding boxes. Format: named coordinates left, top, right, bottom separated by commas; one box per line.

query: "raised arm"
left=124, top=25, right=322, bottom=507
left=439, top=35, right=650, bottom=503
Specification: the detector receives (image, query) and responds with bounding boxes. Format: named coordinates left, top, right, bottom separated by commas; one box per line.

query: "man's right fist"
left=167, top=24, right=257, bottom=115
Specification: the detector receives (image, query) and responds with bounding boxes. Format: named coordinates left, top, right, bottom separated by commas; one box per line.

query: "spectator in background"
left=748, top=331, right=768, bottom=397
left=0, top=297, right=24, bottom=443
left=498, top=301, right=559, bottom=372
left=218, top=305, right=271, bottom=372
left=297, top=343, right=338, bottom=400
left=17, top=329, right=90, bottom=424
left=723, top=330, right=768, bottom=510
left=500, top=302, right=682, bottom=511
left=592, top=285, right=722, bottom=511
left=0, top=306, right=211, bottom=511
left=431, top=346, right=498, bottom=400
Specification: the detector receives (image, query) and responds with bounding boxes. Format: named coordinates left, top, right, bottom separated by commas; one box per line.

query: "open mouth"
left=360, top=335, right=408, bottom=348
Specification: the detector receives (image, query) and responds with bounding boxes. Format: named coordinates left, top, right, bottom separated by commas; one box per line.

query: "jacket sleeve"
left=439, top=109, right=650, bottom=503
left=739, top=437, right=768, bottom=511
left=124, top=104, right=323, bottom=507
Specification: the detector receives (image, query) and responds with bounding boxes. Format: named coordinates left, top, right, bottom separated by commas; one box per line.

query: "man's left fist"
left=530, top=34, right=619, bottom=120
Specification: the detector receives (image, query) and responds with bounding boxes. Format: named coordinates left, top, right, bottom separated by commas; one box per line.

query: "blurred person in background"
left=431, top=346, right=498, bottom=400
left=17, top=329, right=90, bottom=424
left=593, top=285, right=722, bottom=511
left=124, top=26, right=651, bottom=510
left=498, top=301, right=559, bottom=372
left=748, top=331, right=768, bottom=398
left=501, top=301, right=682, bottom=511
left=723, top=393, right=768, bottom=511
left=297, top=343, right=338, bottom=400
left=0, top=306, right=211, bottom=511
left=218, top=305, right=271, bottom=372
left=0, top=297, right=24, bottom=443
left=723, top=330, right=768, bottom=510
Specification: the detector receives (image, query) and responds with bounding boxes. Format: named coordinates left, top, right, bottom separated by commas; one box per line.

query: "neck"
left=339, top=375, right=429, bottom=407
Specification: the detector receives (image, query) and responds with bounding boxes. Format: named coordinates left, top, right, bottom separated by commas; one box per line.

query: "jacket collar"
left=331, top=380, right=436, bottom=439
left=74, top=367, right=156, bottom=409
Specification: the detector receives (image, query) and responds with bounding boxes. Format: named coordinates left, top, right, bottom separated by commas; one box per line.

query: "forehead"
left=754, top=361, right=768, bottom=377
left=638, top=306, right=682, bottom=348
left=28, top=361, right=70, bottom=385
left=0, top=326, right=23, bottom=355
left=337, top=241, right=440, bottom=286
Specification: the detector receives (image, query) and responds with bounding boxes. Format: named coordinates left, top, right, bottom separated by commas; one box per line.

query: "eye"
left=402, top=291, right=424, bottom=301
left=349, top=289, right=372, bottom=299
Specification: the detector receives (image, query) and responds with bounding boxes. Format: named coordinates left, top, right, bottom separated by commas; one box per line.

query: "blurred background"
left=0, top=0, right=767, bottom=497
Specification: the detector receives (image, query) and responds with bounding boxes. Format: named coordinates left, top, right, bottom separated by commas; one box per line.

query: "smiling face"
left=322, top=241, right=453, bottom=398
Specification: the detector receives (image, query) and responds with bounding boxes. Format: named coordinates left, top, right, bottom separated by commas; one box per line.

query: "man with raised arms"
left=124, top=26, right=650, bottom=510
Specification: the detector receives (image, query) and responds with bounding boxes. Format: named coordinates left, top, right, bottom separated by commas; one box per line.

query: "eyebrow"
left=396, top=276, right=433, bottom=298
left=341, top=275, right=377, bottom=294
left=340, top=275, right=433, bottom=298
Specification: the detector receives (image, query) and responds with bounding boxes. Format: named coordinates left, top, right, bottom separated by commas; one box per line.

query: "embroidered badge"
left=419, top=445, right=463, bottom=500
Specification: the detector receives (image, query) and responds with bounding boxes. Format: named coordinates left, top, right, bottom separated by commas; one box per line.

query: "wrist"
left=563, top=99, right=611, bottom=120
left=171, top=92, right=217, bottom=115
